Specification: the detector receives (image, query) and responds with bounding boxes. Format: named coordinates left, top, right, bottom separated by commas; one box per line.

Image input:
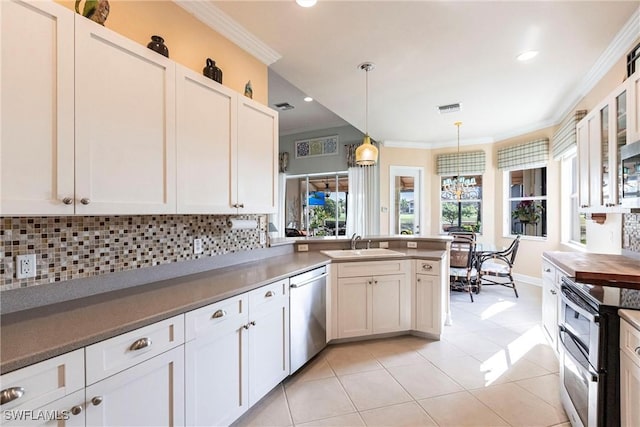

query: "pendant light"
left=355, top=62, right=378, bottom=166
left=441, top=121, right=477, bottom=200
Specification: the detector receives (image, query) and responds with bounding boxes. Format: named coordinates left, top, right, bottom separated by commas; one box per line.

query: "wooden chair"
left=449, top=234, right=478, bottom=302
left=477, top=235, right=521, bottom=297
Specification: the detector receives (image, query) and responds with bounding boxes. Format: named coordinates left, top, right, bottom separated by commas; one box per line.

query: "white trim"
left=553, top=6, right=640, bottom=124
left=389, top=166, right=423, bottom=235
left=514, top=273, right=541, bottom=287
left=173, top=0, right=282, bottom=66
left=382, top=137, right=493, bottom=149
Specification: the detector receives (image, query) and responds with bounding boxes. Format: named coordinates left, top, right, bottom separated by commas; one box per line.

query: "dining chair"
left=449, top=234, right=478, bottom=302
left=477, top=235, right=521, bottom=297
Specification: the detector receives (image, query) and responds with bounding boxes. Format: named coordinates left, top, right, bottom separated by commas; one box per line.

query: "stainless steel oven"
left=559, top=281, right=601, bottom=427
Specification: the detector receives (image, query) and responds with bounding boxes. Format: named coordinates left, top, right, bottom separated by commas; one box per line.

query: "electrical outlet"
left=298, top=244, right=309, bottom=252
left=407, top=241, right=418, bottom=249
left=379, top=241, right=389, bottom=249
left=193, top=238, right=203, bottom=255
left=16, top=254, right=36, bottom=279
left=260, top=231, right=266, bottom=245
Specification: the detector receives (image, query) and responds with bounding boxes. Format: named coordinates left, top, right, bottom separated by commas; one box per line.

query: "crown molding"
left=553, top=6, right=640, bottom=124
left=382, top=137, right=494, bottom=150
left=173, top=0, right=282, bottom=66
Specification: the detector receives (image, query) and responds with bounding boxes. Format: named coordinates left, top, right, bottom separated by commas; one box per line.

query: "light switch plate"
left=298, top=244, right=309, bottom=252
left=407, top=241, right=418, bottom=248
left=193, top=238, right=203, bottom=254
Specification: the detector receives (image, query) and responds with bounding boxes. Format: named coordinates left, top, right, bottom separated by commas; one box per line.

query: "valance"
left=498, top=138, right=549, bottom=170
left=551, top=110, right=587, bottom=160
left=436, top=151, right=486, bottom=176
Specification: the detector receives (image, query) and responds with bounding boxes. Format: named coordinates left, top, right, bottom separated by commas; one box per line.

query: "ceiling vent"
left=438, top=103, right=461, bottom=114
left=274, top=102, right=295, bottom=111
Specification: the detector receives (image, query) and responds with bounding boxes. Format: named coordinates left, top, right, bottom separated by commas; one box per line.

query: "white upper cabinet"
left=0, top=0, right=75, bottom=215
left=176, top=66, right=237, bottom=214
left=74, top=16, right=176, bottom=215
left=236, top=97, right=278, bottom=214
left=628, top=71, right=640, bottom=144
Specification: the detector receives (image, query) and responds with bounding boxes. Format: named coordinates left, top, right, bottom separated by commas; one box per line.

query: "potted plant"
left=512, top=199, right=544, bottom=223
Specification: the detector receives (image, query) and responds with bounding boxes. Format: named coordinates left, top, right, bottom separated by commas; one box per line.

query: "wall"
left=0, top=215, right=266, bottom=291
left=279, top=125, right=364, bottom=175
left=57, top=0, right=268, bottom=104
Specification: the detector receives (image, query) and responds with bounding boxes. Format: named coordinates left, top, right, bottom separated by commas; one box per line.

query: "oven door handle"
left=559, top=324, right=590, bottom=362
left=561, top=287, right=599, bottom=323
left=560, top=331, right=600, bottom=383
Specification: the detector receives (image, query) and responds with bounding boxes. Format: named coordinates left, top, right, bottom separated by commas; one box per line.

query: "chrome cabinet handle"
left=243, top=324, right=249, bottom=330
left=250, top=321, right=256, bottom=326
left=129, top=337, right=152, bottom=351
left=635, top=346, right=640, bottom=357
left=544, top=268, right=551, bottom=273
left=62, top=197, right=73, bottom=205
left=212, top=309, right=227, bottom=319
left=70, top=405, right=83, bottom=416
left=80, top=198, right=90, bottom=205
left=422, top=264, right=433, bottom=271
left=550, top=289, right=557, bottom=295
left=91, top=396, right=103, bottom=406
left=265, top=290, right=276, bottom=298
left=0, top=387, right=24, bottom=405
left=238, top=203, right=245, bottom=208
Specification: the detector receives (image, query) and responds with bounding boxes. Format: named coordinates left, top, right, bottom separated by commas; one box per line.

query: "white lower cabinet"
left=620, top=317, right=640, bottom=427
left=415, top=259, right=443, bottom=336
left=336, top=261, right=410, bottom=339
left=84, top=346, right=184, bottom=427
left=541, top=258, right=566, bottom=352
left=0, top=350, right=84, bottom=426
left=185, top=279, right=289, bottom=426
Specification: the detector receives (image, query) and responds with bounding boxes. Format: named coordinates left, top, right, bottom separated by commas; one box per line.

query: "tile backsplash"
left=623, top=213, right=640, bottom=253
left=0, top=215, right=266, bottom=291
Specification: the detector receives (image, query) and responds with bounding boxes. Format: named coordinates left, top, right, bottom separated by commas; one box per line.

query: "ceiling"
left=205, top=1, right=639, bottom=148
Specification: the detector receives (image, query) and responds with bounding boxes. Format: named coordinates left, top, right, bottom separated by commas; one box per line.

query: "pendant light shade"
left=356, top=62, right=378, bottom=166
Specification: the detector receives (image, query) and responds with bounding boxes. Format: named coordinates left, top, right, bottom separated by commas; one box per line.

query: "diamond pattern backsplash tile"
left=0, top=215, right=266, bottom=291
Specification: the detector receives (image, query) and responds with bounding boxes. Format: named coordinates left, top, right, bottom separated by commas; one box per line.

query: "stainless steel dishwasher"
left=289, top=266, right=328, bottom=374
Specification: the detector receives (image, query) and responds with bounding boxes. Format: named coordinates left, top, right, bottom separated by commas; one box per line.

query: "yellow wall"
left=57, top=1, right=268, bottom=104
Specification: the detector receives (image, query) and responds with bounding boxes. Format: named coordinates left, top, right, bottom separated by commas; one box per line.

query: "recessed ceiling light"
left=304, top=96, right=313, bottom=102
left=517, top=50, right=539, bottom=61
left=296, top=0, right=317, bottom=7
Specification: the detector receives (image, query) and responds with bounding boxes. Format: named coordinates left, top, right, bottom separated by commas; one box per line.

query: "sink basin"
left=320, top=248, right=405, bottom=259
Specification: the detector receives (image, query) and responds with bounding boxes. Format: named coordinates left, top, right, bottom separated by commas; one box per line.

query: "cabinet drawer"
left=542, top=259, right=556, bottom=284
left=85, top=315, right=184, bottom=385
left=248, top=279, right=289, bottom=311
left=0, top=349, right=83, bottom=412
left=338, top=260, right=407, bottom=278
left=185, top=294, right=248, bottom=342
left=621, top=318, right=640, bottom=367
left=416, top=260, right=440, bottom=276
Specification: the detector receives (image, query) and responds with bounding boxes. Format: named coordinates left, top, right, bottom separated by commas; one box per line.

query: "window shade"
left=497, top=138, right=549, bottom=170
left=436, top=151, right=486, bottom=175
left=551, top=110, right=587, bottom=160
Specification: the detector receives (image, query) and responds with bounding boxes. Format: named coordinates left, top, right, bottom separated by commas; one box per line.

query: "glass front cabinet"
left=577, top=71, right=637, bottom=212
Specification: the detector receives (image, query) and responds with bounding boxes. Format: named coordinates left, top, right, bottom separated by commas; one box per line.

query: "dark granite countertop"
left=1, top=248, right=446, bottom=374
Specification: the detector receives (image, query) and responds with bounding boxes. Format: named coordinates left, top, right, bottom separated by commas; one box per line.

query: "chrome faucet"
left=350, top=233, right=362, bottom=250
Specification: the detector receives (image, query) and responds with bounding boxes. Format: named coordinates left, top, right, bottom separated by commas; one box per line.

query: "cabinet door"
left=372, top=273, right=409, bottom=334
left=247, top=283, right=289, bottom=406
left=337, top=277, right=372, bottom=338
left=587, top=112, right=603, bottom=209
left=236, top=97, right=278, bottom=214
left=415, top=273, right=440, bottom=335
left=620, top=351, right=640, bottom=427
left=541, top=263, right=558, bottom=350
left=185, top=301, right=248, bottom=427
left=629, top=71, right=640, bottom=144
left=0, top=389, right=85, bottom=427
left=74, top=17, right=176, bottom=215
left=176, top=66, right=237, bottom=214
left=576, top=117, right=590, bottom=210
left=85, top=346, right=184, bottom=427
left=0, top=0, right=74, bottom=215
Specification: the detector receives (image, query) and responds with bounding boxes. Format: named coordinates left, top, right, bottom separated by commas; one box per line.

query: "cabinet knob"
left=238, top=203, right=245, bottom=208
left=91, top=396, right=103, bottom=406
left=243, top=324, right=250, bottom=330
left=635, top=346, right=640, bottom=357
left=544, top=268, right=551, bottom=273
left=417, top=278, right=421, bottom=283
left=550, top=289, right=557, bottom=295
left=62, top=197, right=73, bottom=205
left=129, top=337, right=152, bottom=351
left=0, top=387, right=24, bottom=405
left=212, top=309, right=227, bottom=319
left=265, top=290, right=275, bottom=298
left=80, top=198, right=90, bottom=205
left=250, top=321, right=256, bottom=326
left=70, top=405, right=83, bottom=416
left=373, top=280, right=378, bottom=285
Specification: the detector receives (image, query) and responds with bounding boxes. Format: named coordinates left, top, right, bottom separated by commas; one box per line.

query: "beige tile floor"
left=232, top=282, right=571, bottom=427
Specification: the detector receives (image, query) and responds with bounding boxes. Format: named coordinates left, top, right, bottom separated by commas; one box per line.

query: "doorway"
left=389, top=166, right=422, bottom=235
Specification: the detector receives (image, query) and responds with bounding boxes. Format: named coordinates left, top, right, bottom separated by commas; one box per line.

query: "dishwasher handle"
left=290, top=272, right=328, bottom=288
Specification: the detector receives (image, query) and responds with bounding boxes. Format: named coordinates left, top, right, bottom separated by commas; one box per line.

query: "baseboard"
left=514, top=273, right=542, bottom=287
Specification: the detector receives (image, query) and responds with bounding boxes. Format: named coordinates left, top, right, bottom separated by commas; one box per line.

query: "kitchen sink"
left=320, top=248, right=405, bottom=259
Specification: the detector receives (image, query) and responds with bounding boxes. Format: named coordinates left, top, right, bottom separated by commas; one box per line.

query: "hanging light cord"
left=456, top=121, right=461, bottom=179
left=365, top=67, right=369, bottom=135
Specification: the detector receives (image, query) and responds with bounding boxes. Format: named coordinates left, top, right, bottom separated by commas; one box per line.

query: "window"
left=563, top=154, right=587, bottom=245
left=507, top=167, right=546, bottom=237
left=627, top=42, right=640, bottom=77
left=440, top=175, right=482, bottom=233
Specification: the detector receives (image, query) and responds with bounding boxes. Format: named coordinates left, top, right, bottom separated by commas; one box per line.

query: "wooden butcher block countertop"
left=543, top=251, right=640, bottom=287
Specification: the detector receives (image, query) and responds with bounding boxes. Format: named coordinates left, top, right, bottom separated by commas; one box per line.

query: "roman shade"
left=436, top=151, right=486, bottom=175
left=551, top=110, right=587, bottom=160
left=497, top=138, right=549, bottom=170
